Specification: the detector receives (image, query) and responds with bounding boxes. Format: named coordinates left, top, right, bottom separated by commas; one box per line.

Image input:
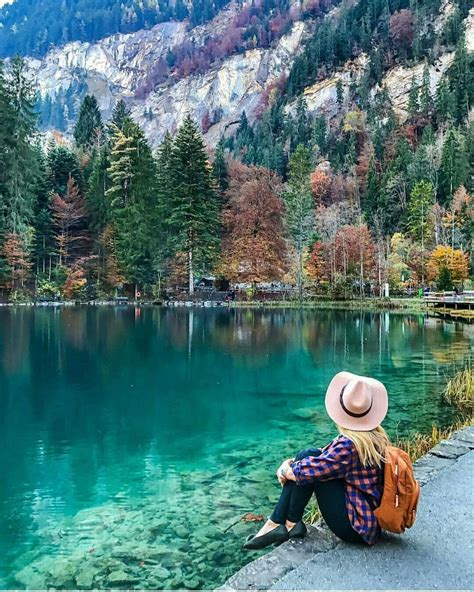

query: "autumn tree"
left=53, top=176, right=88, bottom=267
left=427, top=245, right=468, bottom=285
left=219, top=162, right=287, bottom=285
left=310, top=167, right=331, bottom=204
left=2, top=231, right=32, bottom=291
left=389, top=9, right=414, bottom=54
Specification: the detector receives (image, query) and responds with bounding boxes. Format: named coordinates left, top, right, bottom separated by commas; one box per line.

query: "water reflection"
left=0, top=307, right=472, bottom=589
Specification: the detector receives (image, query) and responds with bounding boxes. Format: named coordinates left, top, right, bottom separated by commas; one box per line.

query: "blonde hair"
left=337, top=424, right=390, bottom=468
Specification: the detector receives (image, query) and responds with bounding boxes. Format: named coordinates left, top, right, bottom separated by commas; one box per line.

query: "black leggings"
left=270, top=447, right=364, bottom=544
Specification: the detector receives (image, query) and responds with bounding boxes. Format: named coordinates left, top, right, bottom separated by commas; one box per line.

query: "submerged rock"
left=292, top=407, right=318, bottom=420
left=107, top=569, right=139, bottom=586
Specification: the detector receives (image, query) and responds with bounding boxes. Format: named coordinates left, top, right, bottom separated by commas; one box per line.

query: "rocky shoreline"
left=222, top=425, right=474, bottom=590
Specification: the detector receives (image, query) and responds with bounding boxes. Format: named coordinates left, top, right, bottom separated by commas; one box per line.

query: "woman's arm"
left=290, top=438, right=352, bottom=484
left=276, top=459, right=296, bottom=485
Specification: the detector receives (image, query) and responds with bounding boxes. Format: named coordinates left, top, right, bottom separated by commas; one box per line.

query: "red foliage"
left=307, top=225, right=377, bottom=282
left=53, top=176, right=89, bottom=267
left=219, top=161, right=287, bottom=283
left=2, top=232, right=32, bottom=290
left=389, top=9, right=414, bottom=51
left=201, top=110, right=212, bottom=134
left=310, top=169, right=331, bottom=203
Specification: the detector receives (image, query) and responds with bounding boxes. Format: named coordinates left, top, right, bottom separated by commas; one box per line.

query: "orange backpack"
left=374, top=446, right=420, bottom=534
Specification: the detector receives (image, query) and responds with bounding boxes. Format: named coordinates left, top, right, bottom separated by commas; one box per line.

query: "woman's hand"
left=276, top=459, right=295, bottom=486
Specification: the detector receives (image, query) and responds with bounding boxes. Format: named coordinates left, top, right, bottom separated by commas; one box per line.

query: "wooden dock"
left=424, top=291, right=474, bottom=320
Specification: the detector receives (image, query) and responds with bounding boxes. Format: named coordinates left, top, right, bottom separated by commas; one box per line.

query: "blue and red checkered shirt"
left=290, top=435, right=382, bottom=545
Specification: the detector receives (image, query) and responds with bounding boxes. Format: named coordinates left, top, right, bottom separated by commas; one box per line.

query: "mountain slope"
left=0, top=0, right=229, bottom=57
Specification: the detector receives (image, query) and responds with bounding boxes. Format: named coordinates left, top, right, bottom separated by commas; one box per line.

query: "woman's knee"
left=294, top=447, right=322, bottom=461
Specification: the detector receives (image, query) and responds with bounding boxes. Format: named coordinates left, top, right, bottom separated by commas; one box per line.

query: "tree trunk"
left=188, top=249, right=194, bottom=296
left=298, top=249, right=303, bottom=303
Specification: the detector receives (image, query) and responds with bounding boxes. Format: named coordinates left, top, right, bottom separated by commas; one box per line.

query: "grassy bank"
left=230, top=298, right=429, bottom=312
left=304, top=363, right=473, bottom=524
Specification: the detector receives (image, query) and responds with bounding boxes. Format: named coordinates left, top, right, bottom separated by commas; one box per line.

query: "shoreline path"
left=223, top=426, right=474, bottom=591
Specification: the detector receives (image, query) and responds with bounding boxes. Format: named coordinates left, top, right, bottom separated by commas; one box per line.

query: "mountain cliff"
left=28, top=2, right=310, bottom=146
left=14, top=0, right=472, bottom=149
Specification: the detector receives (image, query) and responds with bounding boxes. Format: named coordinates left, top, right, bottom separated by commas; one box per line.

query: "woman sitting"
left=244, top=371, right=389, bottom=549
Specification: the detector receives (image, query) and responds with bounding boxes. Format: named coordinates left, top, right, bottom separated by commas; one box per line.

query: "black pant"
left=270, top=447, right=364, bottom=544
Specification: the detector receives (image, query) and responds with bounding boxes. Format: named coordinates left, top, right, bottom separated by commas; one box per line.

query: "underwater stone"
left=183, top=576, right=201, bottom=589
left=107, top=569, right=139, bottom=585
left=291, top=407, right=318, bottom=420
left=174, top=525, right=188, bottom=538
left=149, top=566, right=171, bottom=580
left=75, top=566, right=95, bottom=588
left=15, top=566, right=47, bottom=589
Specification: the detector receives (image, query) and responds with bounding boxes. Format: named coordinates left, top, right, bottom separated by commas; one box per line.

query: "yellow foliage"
left=427, top=245, right=469, bottom=283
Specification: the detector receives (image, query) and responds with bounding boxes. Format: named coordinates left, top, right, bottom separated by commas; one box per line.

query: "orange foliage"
left=310, top=169, right=331, bottom=203
left=2, top=232, right=31, bottom=290
left=219, top=162, right=287, bottom=283
left=427, top=245, right=469, bottom=283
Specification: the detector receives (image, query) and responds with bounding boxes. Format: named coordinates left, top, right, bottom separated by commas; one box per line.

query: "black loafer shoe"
left=288, top=521, right=307, bottom=539
left=243, top=524, right=289, bottom=550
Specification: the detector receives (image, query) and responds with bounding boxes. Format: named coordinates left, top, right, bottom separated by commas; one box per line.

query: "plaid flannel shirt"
left=290, top=435, right=382, bottom=545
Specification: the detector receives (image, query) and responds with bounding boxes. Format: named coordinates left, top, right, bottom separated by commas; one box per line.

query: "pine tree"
left=86, top=145, right=110, bottom=236
left=110, top=99, right=131, bottom=132
left=437, top=265, right=452, bottom=291
left=419, top=63, right=432, bottom=118
left=436, top=77, right=455, bottom=123
left=2, top=57, right=39, bottom=236
left=106, top=116, right=158, bottom=289
left=284, top=145, right=314, bottom=300
left=407, top=180, right=435, bottom=284
left=449, top=39, right=472, bottom=125
left=32, top=151, right=55, bottom=277
left=167, top=115, right=219, bottom=294
left=47, top=144, right=83, bottom=195
left=407, top=76, right=419, bottom=117
left=336, top=79, right=344, bottom=108
left=74, top=95, right=104, bottom=150
left=439, top=127, right=469, bottom=204
left=212, top=138, right=229, bottom=197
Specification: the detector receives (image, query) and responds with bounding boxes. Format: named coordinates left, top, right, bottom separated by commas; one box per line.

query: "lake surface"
left=0, top=306, right=472, bottom=589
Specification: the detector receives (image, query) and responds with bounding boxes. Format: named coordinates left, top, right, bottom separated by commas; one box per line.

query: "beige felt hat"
left=325, top=371, right=388, bottom=431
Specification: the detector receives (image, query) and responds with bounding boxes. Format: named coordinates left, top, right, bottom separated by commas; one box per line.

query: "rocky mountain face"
left=26, top=0, right=474, bottom=147
left=28, top=0, right=309, bottom=146
left=287, top=4, right=474, bottom=122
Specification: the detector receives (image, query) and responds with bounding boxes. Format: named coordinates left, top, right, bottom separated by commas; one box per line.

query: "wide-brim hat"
left=325, top=371, right=388, bottom=431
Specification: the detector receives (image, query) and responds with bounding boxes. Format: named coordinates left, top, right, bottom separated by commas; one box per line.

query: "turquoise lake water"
left=0, top=306, right=472, bottom=589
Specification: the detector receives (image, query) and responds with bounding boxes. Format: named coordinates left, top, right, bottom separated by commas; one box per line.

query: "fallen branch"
left=223, top=512, right=265, bottom=533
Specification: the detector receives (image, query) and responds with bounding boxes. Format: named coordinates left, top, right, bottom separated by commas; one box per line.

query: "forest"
left=0, top=0, right=472, bottom=302
left=0, top=0, right=230, bottom=58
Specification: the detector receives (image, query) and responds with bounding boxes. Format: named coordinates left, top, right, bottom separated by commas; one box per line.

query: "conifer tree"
left=74, top=95, right=104, bottom=150
left=419, top=63, right=432, bottom=118
left=2, top=57, right=39, bottom=236
left=86, top=145, right=110, bottom=236
left=408, top=180, right=435, bottom=284
left=106, top=116, right=158, bottom=289
left=212, top=138, right=229, bottom=197
left=407, top=76, right=419, bottom=117
left=32, top=151, right=55, bottom=276
left=439, top=128, right=469, bottom=204
left=284, top=144, right=314, bottom=300
left=449, top=39, right=472, bottom=125
left=110, top=99, right=131, bottom=132
left=167, top=115, right=219, bottom=294
left=47, top=144, right=83, bottom=195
